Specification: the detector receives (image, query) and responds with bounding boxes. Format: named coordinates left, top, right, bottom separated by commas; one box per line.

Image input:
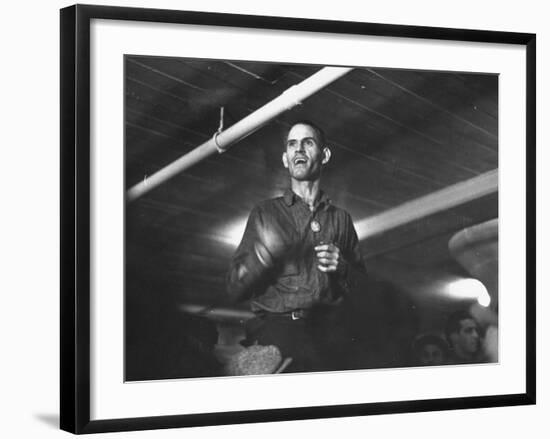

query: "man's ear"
left=322, top=147, right=331, bottom=165
left=282, top=152, right=289, bottom=169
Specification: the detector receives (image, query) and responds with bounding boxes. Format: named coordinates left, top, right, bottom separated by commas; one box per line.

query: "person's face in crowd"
left=454, top=318, right=481, bottom=357
left=419, top=343, right=445, bottom=366
left=282, top=124, right=330, bottom=181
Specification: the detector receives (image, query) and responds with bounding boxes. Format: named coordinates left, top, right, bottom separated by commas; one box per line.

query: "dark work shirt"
left=227, top=189, right=365, bottom=312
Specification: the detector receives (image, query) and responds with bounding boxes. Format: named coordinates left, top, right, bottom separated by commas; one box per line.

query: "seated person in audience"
left=411, top=333, right=449, bottom=366
left=444, top=309, right=485, bottom=364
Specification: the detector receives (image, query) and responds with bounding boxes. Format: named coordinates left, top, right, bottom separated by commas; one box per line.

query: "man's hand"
left=315, top=243, right=342, bottom=273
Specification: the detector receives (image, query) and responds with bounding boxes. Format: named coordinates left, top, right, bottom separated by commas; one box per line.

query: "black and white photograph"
left=124, top=57, right=499, bottom=381
left=0, top=0, right=535, bottom=436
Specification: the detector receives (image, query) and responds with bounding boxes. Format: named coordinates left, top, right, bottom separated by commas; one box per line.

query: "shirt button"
left=310, top=220, right=321, bottom=233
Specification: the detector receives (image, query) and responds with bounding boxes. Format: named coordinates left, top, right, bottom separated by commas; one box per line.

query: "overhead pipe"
left=355, top=169, right=498, bottom=240
left=179, top=304, right=255, bottom=321
left=127, top=66, right=354, bottom=202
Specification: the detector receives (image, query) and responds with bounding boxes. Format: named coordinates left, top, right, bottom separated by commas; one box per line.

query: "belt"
left=264, top=309, right=311, bottom=320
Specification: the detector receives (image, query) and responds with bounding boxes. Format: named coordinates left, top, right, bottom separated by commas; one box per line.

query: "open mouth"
left=293, top=156, right=307, bottom=165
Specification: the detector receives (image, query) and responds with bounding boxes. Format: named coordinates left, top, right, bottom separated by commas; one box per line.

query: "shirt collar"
left=283, top=188, right=331, bottom=210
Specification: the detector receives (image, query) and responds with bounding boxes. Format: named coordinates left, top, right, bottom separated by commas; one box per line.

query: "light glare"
left=219, top=218, right=247, bottom=247
left=446, top=278, right=491, bottom=307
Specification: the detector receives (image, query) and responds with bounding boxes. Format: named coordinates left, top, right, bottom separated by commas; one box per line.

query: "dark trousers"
left=244, top=306, right=362, bottom=373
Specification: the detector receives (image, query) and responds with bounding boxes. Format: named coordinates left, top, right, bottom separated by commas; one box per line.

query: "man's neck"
left=290, top=179, right=321, bottom=211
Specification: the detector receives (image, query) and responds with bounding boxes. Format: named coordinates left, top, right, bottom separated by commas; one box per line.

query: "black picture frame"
left=60, top=3, right=536, bottom=434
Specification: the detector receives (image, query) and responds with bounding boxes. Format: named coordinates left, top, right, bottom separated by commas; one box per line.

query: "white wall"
left=1, top=0, right=547, bottom=437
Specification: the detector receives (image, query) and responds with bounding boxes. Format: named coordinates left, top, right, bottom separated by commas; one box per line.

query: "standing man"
left=227, top=120, right=366, bottom=373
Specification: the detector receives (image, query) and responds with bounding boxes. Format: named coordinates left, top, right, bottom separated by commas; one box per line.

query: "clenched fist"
left=314, top=243, right=342, bottom=273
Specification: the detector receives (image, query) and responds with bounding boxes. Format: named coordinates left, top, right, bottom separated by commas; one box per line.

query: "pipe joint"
left=213, top=131, right=227, bottom=153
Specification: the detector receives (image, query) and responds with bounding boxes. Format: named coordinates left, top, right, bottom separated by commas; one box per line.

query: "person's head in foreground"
left=445, top=309, right=482, bottom=363
left=412, top=333, right=449, bottom=366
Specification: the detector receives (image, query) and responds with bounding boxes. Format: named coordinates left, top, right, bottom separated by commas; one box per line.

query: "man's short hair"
left=284, top=120, right=326, bottom=149
left=444, top=309, right=475, bottom=340
left=412, top=333, right=449, bottom=356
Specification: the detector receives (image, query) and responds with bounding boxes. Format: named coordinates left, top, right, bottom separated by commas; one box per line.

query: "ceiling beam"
left=355, top=169, right=498, bottom=240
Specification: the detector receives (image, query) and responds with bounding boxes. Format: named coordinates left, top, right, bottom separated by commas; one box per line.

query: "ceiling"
left=124, top=55, right=498, bottom=328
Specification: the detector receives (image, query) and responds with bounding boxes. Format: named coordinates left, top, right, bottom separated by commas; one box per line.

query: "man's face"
left=283, top=124, right=328, bottom=181
left=454, top=318, right=480, bottom=356
left=419, top=344, right=445, bottom=366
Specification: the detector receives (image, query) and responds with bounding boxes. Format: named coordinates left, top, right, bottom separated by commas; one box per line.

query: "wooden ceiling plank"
left=289, top=70, right=450, bottom=148
left=223, top=61, right=282, bottom=84
left=344, top=69, right=498, bottom=148
left=128, top=57, right=206, bottom=91
left=450, top=72, right=499, bottom=118
left=364, top=68, right=497, bottom=140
